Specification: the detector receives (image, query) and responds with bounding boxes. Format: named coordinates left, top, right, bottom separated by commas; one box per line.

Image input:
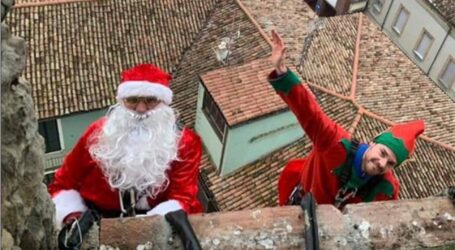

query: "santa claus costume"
left=48, top=64, right=203, bottom=227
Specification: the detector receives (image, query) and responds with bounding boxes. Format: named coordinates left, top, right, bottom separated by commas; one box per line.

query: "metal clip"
left=334, top=187, right=358, bottom=209
left=288, top=185, right=303, bottom=205
left=119, top=189, right=137, bottom=218
left=63, top=219, right=83, bottom=249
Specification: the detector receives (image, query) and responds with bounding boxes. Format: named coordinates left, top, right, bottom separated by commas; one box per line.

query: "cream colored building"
left=366, top=0, right=455, bottom=100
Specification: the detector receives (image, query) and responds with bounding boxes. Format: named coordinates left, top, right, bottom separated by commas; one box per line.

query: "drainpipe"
left=381, top=0, right=394, bottom=30
left=428, top=27, right=450, bottom=75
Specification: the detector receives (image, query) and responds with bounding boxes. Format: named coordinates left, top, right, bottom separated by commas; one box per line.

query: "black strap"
left=337, top=139, right=385, bottom=205
left=119, top=189, right=136, bottom=217
left=58, top=209, right=100, bottom=250
left=339, top=139, right=359, bottom=187
left=288, top=185, right=304, bottom=206
left=300, top=193, right=319, bottom=250
left=165, top=210, right=202, bottom=250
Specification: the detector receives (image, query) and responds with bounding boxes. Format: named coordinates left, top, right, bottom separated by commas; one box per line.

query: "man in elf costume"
left=268, top=30, right=425, bottom=208
left=48, top=64, right=203, bottom=248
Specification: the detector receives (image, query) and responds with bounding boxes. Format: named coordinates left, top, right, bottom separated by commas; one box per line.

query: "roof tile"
left=424, top=0, right=455, bottom=26
left=201, top=58, right=286, bottom=126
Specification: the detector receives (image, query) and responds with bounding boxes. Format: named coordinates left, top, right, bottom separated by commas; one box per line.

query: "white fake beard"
left=89, top=104, right=180, bottom=198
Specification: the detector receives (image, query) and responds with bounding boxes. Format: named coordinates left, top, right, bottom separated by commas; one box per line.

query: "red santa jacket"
left=268, top=69, right=399, bottom=206
left=48, top=118, right=203, bottom=224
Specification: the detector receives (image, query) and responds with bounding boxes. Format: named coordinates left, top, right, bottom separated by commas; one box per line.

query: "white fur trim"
left=52, top=189, right=87, bottom=228
left=116, top=81, right=173, bottom=105
left=146, top=199, right=182, bottom=216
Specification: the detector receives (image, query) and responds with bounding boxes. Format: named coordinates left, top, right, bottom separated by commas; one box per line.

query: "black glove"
left=443, top=186, right=455, bottom=202
left=58, top=209, right=99, bottom=250
left=165, top=209, right=202, bottom=250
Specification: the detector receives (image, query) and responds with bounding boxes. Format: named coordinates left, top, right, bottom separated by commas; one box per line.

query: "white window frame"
left=392, top=5, right=410, bottom=35
left=438, top=56, right=455, bottom=90
left=413, top=29, right=434, bottom=61
left=372, top=0, right=385, bottom=14
left=39, top=118, right=65, bottom=155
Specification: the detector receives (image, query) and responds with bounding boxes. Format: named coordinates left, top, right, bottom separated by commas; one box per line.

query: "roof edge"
left=234, top=0, right=272, bottom=48
left=14, top=0, right=95, bottom=8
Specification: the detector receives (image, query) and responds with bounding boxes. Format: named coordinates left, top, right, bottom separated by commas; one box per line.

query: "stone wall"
left=1, top=0, right=56, bottom=249
left=101, top=197, right=455, bottom=249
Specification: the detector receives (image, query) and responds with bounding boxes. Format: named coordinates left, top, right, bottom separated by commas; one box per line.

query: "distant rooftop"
left=9, top=0, right=218, bottom=119
left=426, top=0, right=455, bottom=26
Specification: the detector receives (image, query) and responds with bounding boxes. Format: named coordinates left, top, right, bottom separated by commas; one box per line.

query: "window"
left=38, top=119, right=62, bottom=153
left=413, top=30, right=434, bottom=60
left=392, top=6, right=409, bottom=35
left=202, top=91, right=227, bottom=141
left=197, top=174, right=219, bottom=212
left=439, top=58, right=455, bottom=90
left=372, top=0, right=385, bottom=14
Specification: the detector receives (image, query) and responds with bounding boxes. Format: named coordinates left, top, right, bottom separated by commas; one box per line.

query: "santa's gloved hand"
left=165, top=209, right=202, bottom=250
left=437, top=186, right=455, bottom=203
left=58, top=209, right=99, bottom=250
left=146, top=200, right=182, bottom=216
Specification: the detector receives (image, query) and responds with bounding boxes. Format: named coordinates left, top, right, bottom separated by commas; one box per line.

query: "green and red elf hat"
left=373, top=120, right=425, bottom=166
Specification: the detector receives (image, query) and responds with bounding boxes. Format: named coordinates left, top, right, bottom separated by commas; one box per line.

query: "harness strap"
left=339, top=139, right=359, bottom=187
left=119, top=189, right=136, bottom=217
left=336, top=139, right=386, bottom=208
left=300, top=192, right=319, bottom=250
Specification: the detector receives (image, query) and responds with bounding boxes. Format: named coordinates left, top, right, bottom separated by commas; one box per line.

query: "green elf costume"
left=269, top=69, right=425, bottom=208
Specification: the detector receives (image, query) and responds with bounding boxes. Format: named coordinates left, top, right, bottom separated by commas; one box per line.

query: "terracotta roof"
left=300, top=15, right=357, bottom=97
left=355, top=15, right=455, bottom=147
left=202, top=88, right=359, bottom=210
left=239, top=0, right=318, bottom=68
left=200, top=58, right=286, bottom=126
left=425, top=0, right=455, bottom=26
left=170, top=0, right=270, bottom=126
left=201, top=139, right=307, bottom=210
left=8, top=0, right=218, bottom=119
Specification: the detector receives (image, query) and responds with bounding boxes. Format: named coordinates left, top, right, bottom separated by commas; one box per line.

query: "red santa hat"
left=373, top=120, right=425, bottom=166
left=117, top=63, right=173, bottom=105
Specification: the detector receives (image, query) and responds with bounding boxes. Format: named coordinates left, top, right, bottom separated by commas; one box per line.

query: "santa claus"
left=48, top=64, right=203, bottom=228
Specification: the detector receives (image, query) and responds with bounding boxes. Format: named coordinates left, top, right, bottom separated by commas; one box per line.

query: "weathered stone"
left=100, top=198, right=455, bottom=249
left=100, top=215, right=181, bottom=250
left=1, top=24, right=25, bottom=89
left=1, top=5, right=56, bottom=250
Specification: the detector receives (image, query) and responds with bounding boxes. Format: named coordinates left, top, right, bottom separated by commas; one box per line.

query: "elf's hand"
left=269, top=30, right=288, bottom=75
